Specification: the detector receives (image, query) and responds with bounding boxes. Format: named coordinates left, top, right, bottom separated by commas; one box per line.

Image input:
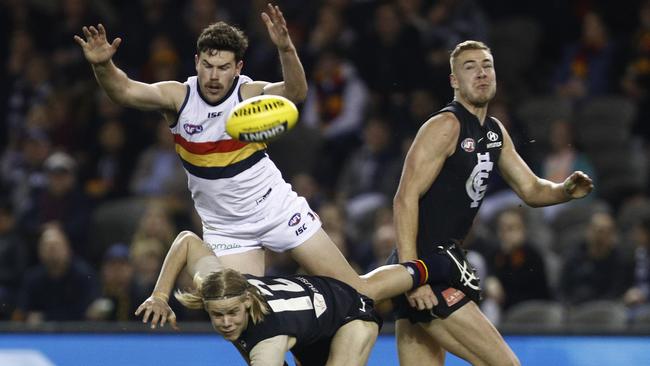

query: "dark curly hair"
left=196, top=22, right=249, bottom=61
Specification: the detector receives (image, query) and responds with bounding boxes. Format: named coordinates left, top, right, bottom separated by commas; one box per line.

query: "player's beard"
left=462, top=85, right=496, bottom=108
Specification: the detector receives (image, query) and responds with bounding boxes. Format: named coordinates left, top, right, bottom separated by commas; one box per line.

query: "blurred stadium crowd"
left=1, top=0, right=650, bottom=331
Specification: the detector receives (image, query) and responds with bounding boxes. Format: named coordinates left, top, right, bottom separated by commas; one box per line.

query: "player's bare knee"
left=329, top=321, right=378, bottom=366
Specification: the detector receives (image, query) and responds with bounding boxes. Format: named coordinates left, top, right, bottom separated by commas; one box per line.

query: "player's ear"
left=243, top=293, right=252, bottom=309
left=236, top=60, right=244, bottom=76
left=450, top=73, right=458, bottom=89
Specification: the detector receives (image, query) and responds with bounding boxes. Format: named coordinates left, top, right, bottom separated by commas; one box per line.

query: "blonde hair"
left=449, top=40, right=491, bottom=72
left=175, top=269, right=269, bottom=324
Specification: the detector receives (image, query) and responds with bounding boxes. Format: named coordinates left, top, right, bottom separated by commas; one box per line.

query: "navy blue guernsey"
left=417, top=101, right=503, bottom=254
left=234, top=274, right=374, bottom=361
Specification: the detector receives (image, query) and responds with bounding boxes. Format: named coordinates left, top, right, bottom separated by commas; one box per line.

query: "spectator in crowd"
left=553, top=11, right=616, bottom=100
left=84, top=119, right=134, bottom=201
left=541, top=118, right=596, bottom=220
left=336, top=116, right=401, bottom=240
left=0, top=129, right=51, bottom=218
left=483, top=207, right=551, bottom=321
left=131, top=201, right=177, bottom=247
left=353, top=2, right=426, bottom=99
left=561, top=211, right=632, bottom=305
left=369, top=222, right=398, bottom=272
left=0, top=198, right=28, bottom=319
left=87, top=243, right=141, bottom=321
left=623, top=215, right=650, bottom=316
left=129, top=237, right=166, bottom=300
left=15, top=224, right=98, bottom=323
left=19, top=151, right=93, bottom=259
left=116, top=0, right=180, bottom=68
left=306, top=4, right=356, bottom=60
left=395, top=88, right=440, bottom=142
left=302, top=46, right=368, bottom=191
left=49, top=0, right=102, bottom=87
left=6, top=52, right=52, bottom=149
left=4, top=29, right=37, bottom=145
left=140, top=35, right=181, bottom=84
left=620, top=0, right=650, bottom=142
left=129, top=118, right=189, bottom=211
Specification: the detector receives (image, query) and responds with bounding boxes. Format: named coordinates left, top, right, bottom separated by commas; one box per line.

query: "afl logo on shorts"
left=288, top=213, right=301, bottom=226
left=461, top=138, right=475, bottom=152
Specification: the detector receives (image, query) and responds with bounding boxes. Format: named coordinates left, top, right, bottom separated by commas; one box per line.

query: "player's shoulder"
left=239, top=74, right=254, bottom=84
left=150, top=80, right=188, bottom=113
left=152, top=80, right=186, bottom=93
left=421, top=111, right=460, bottom=135
left=488, top=115, right=506, bottom=129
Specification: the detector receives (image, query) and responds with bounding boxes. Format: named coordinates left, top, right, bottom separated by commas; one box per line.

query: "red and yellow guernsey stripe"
left=173, top=134, right=267, bottom=179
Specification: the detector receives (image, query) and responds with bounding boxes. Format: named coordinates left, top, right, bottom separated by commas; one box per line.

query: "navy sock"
left=420, top=254, right=451, bottom=285
left=401, top=254, right=452, bottom=290
left=400, top=260, right=429, bottom=290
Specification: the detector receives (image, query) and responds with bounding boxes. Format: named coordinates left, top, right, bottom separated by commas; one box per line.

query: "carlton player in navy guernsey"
left=230, top=273, right=380, bottom=365
left=136, top=231, right=448, bottom=366
left=390, top=41, right=593, bottom=366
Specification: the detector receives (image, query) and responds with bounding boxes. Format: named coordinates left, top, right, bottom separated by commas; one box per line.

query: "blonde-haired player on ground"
left=136, top=230, right=443, bottom=366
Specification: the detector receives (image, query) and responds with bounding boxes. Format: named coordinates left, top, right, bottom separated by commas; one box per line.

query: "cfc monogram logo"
left=466, top=152, right=493, bottom=208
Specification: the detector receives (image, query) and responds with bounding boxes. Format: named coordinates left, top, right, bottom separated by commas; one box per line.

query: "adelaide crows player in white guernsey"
left=74, top=3, right=446, bottom=316
left=390, top=41, right=594, bottom=366
left=135, top=230, right=444, bottom=366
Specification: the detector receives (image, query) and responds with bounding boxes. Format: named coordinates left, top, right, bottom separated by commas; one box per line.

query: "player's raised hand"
left=261, top=3, right=293, bottom=52
left=135, top=295, right=178, bottom=330
left=563, top=170, right=594, bottom=199
left=73, top=24, right=122, bottom=65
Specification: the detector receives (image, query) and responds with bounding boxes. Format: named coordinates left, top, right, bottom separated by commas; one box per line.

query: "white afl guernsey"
left=171, top=75, right=321, bottom=256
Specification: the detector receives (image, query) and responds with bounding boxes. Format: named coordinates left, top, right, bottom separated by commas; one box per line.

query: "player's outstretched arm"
left=244, top=3, right=307, bottom=102
left=496, top=120, right=594, bottom=207
left=74, top=24, right=184, bottom=112
left=135, top=231, right=223, bottom=329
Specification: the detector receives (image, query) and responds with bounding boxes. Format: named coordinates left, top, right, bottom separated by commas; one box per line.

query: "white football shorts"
left=202, top=189, right=322, bottom=256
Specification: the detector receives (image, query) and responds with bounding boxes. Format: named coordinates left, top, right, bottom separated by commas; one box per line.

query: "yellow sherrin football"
left=226, top=95, right=299, bottom=142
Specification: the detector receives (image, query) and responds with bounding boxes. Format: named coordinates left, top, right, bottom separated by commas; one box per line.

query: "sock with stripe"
left=401, top=260, right=429, bottom=290
left=401, top=256, right=451, bottom=290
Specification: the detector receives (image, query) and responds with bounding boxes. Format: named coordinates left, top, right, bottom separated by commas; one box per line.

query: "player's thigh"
left=395, top=319, right=445, bottom=366
left=422, top=301, right=520, bottom=366
left=327, top=320, right=379, bottom=366
left=202, top=227, right=266, bottom=275
left=289, top=228, right=367, bottom=292
left=216, top=249, right=265, bottom=276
